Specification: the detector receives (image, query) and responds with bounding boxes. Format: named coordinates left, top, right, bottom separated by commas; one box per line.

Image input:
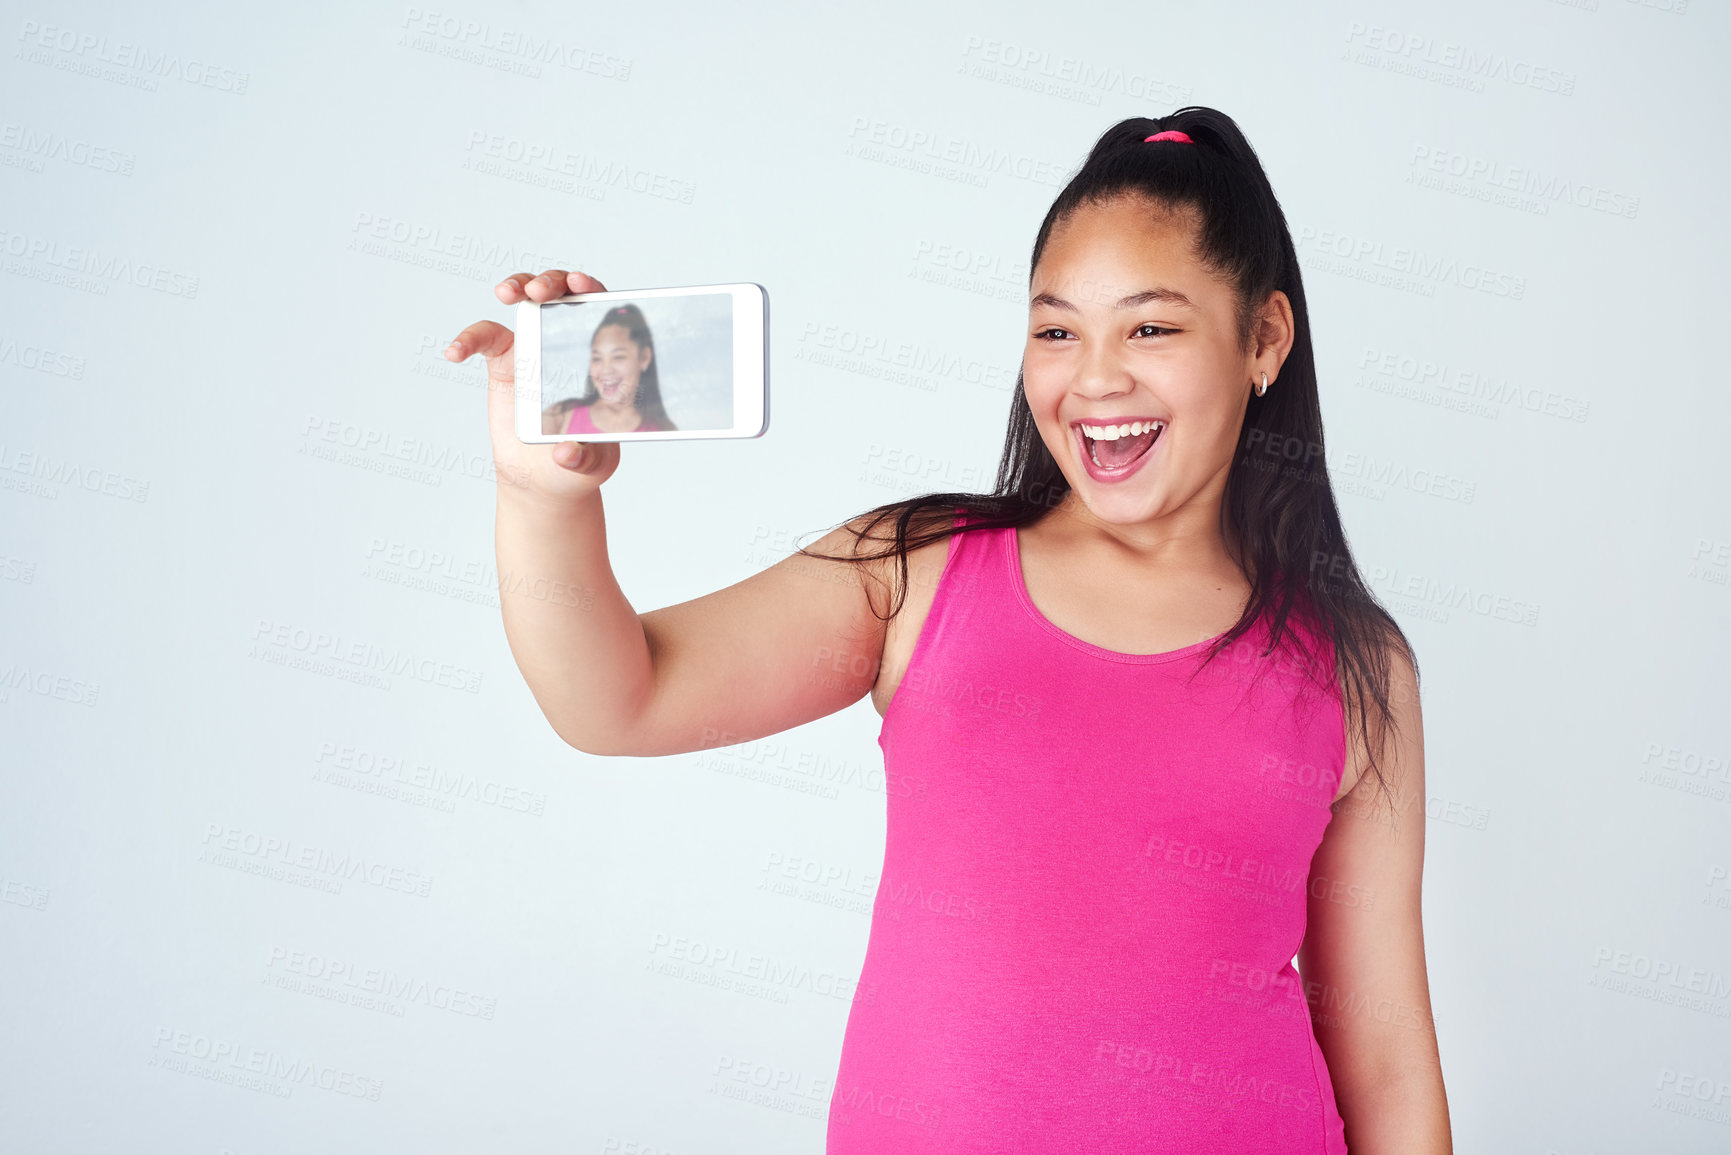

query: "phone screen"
left=538, top=293, right=735, bottom=436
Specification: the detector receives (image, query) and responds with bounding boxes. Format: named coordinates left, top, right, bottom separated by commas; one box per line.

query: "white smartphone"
left=514, top=282, right=768, bottom=443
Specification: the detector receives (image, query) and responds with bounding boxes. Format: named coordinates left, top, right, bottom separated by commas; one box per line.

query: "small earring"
left=1254, top=372, right=1269, bottom=397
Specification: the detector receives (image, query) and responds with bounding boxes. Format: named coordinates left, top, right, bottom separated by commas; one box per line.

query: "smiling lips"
left=1073, top=417, right=1166, bottom=475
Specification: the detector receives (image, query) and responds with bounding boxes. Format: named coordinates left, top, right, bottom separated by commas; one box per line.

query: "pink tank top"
left=563, top=403, right=669, bottom=435
left=827, top=511, right=1350, bottom=1153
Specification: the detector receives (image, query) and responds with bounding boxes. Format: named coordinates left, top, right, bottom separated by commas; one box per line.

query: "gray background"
left=2, top=0, right=1728, bottom=1152
left=541, top=293, right=734, bottom=430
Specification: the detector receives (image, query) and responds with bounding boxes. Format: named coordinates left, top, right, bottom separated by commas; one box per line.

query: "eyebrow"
left=1029, top=286, right=1198, bottom=312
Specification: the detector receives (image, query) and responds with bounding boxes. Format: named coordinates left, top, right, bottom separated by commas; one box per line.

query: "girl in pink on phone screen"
left=543, top=303, right=679, bottom=435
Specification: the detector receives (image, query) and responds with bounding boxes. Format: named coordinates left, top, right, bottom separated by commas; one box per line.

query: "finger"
left=523, top=269, right=572, bottom=302
left=444, top=318, right=512, bottom=363
left=563, top=270, right=608, bottom=295
left=494, top=273, right=534, bottom=303
left=449, top=320, right=519, bottom=421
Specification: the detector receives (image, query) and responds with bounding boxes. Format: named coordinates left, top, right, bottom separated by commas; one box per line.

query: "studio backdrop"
left=2, top=1, right=1727, bottom=1152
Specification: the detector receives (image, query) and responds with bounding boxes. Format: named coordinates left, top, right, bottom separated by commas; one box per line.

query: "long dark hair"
left=552, top=303, right=677, bottom=430
left=799, top=106, right=1415, bottom=817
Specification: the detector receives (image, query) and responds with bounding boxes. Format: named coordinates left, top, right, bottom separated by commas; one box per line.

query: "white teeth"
left=1083, top=420, right=1166, bottom=470
left=1080, top=419, right=1164, bottom=440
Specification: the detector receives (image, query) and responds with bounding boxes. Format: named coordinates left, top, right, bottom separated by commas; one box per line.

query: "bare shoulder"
left=1334, top=633, right=1423, bottom=805
left=798, top=508, right=946, bottom=600
left=786, top=506, right=965, bottom=719
left=858, top=509, right=961, bottom=718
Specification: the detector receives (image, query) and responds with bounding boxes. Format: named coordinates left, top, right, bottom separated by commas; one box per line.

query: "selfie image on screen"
left=538, top=294, right=734, bottom=435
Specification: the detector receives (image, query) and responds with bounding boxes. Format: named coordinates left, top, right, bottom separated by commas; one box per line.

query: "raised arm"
left=448, top=268, right=893, bottom=758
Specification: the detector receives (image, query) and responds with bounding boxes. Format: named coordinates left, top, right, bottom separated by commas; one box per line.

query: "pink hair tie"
left=1144, top=130, right=1193, bottom=143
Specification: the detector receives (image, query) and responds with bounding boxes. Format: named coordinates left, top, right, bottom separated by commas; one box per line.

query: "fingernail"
left=444, top=341, right=461, bottom=358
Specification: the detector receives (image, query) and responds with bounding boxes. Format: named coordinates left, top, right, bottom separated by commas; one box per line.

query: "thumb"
left=553, top=441, right=589, bottom=471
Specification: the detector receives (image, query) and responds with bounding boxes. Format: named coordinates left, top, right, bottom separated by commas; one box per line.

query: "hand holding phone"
left=444, top=268, right=622, bottom=504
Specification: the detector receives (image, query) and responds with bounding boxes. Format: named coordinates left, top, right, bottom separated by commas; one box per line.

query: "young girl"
left=447, top=107, right=1450, bottom=1154
left=539, top=302, right=678, bottom=435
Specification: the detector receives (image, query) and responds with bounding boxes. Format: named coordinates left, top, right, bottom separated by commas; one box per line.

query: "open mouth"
left=1077, top=419, right=1165, bottom=471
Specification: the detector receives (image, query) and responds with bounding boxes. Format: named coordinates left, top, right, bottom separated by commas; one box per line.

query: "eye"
left=1032, top=327, right=1073, bottom=341
left=1135, top=324, right=1177, bottom=338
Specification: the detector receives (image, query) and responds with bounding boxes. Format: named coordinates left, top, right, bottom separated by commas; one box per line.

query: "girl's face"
left=589, top=323, right=652, bottom=405
left=1023, top=195, right=1287, bottom=530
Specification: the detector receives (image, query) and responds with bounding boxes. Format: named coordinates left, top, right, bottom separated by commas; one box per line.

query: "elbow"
left=552, top=720, right=645, bottom=758
left=540, top=699, right=641, bottom=757
left=545, top=690, right=659, bottom=757
left=556, top=728, right=631, bottom=757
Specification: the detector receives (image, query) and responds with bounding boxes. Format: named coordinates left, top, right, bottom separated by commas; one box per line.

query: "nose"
left=1072, top=334, right=1134, bottom=401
